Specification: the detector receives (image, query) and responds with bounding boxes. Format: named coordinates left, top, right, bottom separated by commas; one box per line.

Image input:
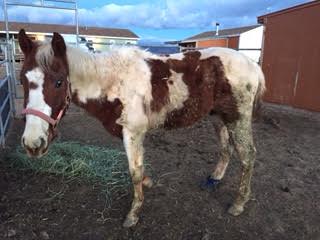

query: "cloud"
left=1, top=7, right=74, bottom=25
left=0, top=0, right=310, bottom=29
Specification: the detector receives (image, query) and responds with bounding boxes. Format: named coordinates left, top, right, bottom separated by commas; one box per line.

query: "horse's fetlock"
left=132, top=175, right=143, bottom=184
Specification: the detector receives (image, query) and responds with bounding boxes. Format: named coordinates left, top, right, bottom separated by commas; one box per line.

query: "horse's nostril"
left=39, top=137, right=46, bottom=149
left=22, top=137, right=26, bottom=147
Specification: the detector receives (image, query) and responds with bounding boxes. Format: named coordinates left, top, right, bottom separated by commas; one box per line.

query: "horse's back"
left=168, top=47, right=265, bottom=97
left=200, top=48, right=262, bottom=85
left=121, top=47, right=265, bottom=129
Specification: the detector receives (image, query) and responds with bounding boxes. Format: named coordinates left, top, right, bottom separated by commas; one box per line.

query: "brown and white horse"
left=18, top=29, right=265, bottom=227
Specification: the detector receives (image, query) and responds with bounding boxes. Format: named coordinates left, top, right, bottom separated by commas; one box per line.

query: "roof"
left=0, top=21, right=139, bottom=39
left=258, top=1, right=320, bottom=24
left=181, top=25, right=260, bottom=42
left=164, top=40, right=181, bottom=45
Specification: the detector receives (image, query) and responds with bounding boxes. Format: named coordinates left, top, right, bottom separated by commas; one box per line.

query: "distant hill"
left=139, top=45, right=180, bottom=55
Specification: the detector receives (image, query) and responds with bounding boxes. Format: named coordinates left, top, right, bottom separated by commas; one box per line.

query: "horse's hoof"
left=123, top=215, right=139, bottom=228
left=142, top=176, right=153, bottom=188
left=200, top=176, right=221, bottom=192
left=228, top=204, right=244, bottom=216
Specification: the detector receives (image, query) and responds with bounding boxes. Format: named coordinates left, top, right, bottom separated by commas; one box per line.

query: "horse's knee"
left=247, top=144, right=256, bottom=158
left=234, top=141, right=256, bottom=162
left=130, top=165, right=144, bottom=184
left=219, top=125, right=229, bottom=146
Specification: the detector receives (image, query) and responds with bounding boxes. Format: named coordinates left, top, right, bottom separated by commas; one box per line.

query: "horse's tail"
left=253, top=66, right=266, bottom=119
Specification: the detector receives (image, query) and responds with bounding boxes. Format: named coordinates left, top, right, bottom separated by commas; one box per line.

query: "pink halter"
left=21, top=108, right=65, bottom=127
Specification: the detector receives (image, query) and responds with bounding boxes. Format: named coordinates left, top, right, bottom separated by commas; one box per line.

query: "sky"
left=0, top=0, right=311, bottom=44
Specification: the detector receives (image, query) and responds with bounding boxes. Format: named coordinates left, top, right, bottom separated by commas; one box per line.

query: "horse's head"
left=18, top=29, right=70, bottom=158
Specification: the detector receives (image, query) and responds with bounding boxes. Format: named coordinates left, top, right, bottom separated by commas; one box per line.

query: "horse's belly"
left=164, top=96, right=213, bottom=129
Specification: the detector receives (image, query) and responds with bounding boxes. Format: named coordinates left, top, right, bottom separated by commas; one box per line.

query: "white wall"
left=61, top=34, right=77, bottom=44
left=238, top=26, right=263, bottom=62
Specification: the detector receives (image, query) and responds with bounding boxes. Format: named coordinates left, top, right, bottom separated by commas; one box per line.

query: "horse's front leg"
left=122, top=127, right=146, bottom=228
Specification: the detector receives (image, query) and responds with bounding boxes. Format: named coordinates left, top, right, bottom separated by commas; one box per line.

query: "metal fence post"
left=7, top=42, right=16, bottom=116
left=0, top=112, right=5, bottom=147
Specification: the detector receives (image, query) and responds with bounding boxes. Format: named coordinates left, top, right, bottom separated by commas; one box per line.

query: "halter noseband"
left=21, top=81, right=71, bottom=129
left=21, top=107, right=66, bottom=127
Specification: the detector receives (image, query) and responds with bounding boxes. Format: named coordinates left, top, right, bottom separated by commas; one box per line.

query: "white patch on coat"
left=65, top=46, right=154, bottom=132
left=22, top=67, right=52, bottom=148
left=66, top=47, right=103, bottom=102
left=167, top=70, right=189, bottom=110
left=65, top=46, right=154, bottom=105
left=148, top=70, right=189, bottom=128
left=64, top=45, right=190, bottom=131
left=65, top=45, right=190, bottom=131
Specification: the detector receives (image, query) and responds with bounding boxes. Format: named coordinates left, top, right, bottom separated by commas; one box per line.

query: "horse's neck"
left=67, top=47, right=99, bottom=85
left=66, top=46, right=155, bottom=103
left=66, top=47, right=112, bottom=101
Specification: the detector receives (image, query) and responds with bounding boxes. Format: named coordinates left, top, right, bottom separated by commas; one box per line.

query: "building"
left=258, top=1, right=320, bottom=112
left=179, top=25, right=263, bottom=62
left=0, top=21, right=139, bottom=54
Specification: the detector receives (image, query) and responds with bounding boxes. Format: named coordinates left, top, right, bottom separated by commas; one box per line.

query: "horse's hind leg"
left=227, top=115, right=256, bottom=216
left=211, top=121, right=233, bottom=180
left=201, top=118, right=233, bottom=190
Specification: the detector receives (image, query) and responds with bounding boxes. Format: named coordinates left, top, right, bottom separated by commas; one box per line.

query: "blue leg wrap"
left=200, top=176, right=221, bottom=191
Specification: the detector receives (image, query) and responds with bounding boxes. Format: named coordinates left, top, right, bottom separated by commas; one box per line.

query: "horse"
left=18, top=29, right=265, bottom=228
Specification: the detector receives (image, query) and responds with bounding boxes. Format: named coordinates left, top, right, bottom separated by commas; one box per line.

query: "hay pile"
left=8, top=142, right=130, bottom=194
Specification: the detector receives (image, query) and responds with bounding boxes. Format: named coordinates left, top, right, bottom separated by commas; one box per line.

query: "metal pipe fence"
left=0, top=42, right=14, bottom=147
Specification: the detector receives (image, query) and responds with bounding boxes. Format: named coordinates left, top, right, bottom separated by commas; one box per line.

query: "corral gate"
left=1, top=0, right=79, bottom=147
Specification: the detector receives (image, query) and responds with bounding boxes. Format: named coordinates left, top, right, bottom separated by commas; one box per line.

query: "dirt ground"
left=0, top=103, right=319, bottom=240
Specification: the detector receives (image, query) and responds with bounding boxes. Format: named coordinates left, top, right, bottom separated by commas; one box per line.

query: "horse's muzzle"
left=22, top=136, right=49, bottom=158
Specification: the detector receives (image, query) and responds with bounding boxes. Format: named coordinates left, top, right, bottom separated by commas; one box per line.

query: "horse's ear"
left=18, top=29, right=34, bottom=55
left=51, top=32, right=66, bottom=57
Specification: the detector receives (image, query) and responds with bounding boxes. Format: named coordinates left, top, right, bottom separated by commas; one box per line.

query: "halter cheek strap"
left=21, top=108, right=64, bottom=127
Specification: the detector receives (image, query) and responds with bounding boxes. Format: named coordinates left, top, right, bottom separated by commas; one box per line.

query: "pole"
left=75, top=1, right=79, bottom=47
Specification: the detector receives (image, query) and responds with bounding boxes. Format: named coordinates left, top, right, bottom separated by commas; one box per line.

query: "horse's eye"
left=55, top=79, right=62, bottom=88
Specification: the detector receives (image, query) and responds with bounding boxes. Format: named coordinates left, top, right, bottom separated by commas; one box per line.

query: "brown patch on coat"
left=28, top=82, right=38, bottom=89
left=161, top=50, right=239, bottom=129
left=42, top=51, right=70, bottom=120
left=72, top=94, right=124, bottom=138
left=252, top=81, right=263, bottom=120
left=212, top=72, right=239, bottom=123
left=19, top=43, right=39, bottom=108
left=146, top=59, right=171, bottom=112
